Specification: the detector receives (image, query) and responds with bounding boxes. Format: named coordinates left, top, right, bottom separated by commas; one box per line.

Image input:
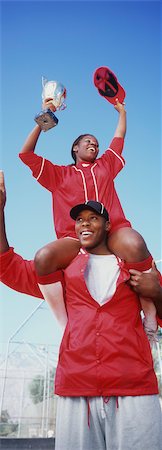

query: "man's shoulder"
left=64, top=250, right=86, bottom=272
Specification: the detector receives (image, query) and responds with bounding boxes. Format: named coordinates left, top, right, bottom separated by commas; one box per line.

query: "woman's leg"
left=108, top=227, right=157, bottom=340
left=34, top=238, right=81, bottom=329
left=107, top=227, right=150, bottom=262
left=35, top=237, right=81, bottom=275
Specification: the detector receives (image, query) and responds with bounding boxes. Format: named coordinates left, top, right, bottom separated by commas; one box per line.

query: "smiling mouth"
left=80, top=231, right=93, bottom=237
left=87, top=146, right=96, bottom=152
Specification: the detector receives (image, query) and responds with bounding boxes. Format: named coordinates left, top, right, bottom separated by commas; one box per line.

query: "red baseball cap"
left=93, top=66, right=126, bottom=105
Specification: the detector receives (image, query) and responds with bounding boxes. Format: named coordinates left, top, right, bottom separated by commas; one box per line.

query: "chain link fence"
left=0, top=341, right=59, bottom=439
left=0, top=333, right=162, bottom=440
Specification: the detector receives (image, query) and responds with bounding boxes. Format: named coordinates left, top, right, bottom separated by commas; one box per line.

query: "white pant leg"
left=55, top=395, right=162, bottom=450
left=55, top=396, right=106, bottom=450
left=104, top=395, right=162, bottom=450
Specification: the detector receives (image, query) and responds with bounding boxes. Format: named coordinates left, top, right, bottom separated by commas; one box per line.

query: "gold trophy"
left=35, top=77, right=66, bottom=131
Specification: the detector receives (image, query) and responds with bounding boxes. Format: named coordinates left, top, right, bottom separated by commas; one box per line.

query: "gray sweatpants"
left=55, top=395, right=162, bottom=450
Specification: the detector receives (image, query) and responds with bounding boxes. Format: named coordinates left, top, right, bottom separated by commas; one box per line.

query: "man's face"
left=73, top=135, right=99, bottom=164
left=75, top=209, right=109, bottom=253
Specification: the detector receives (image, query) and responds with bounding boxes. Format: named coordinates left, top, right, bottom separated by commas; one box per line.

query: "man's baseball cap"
left=70, top=200, right=109, bottom=221
left=93, top=66, right=126, bottom=105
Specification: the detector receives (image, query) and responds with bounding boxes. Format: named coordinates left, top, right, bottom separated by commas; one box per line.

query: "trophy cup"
left=35, top=77, right=66, bottom=132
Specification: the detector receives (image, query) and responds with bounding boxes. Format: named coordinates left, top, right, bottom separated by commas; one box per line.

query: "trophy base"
left=34, top=109, right=59, bottom=132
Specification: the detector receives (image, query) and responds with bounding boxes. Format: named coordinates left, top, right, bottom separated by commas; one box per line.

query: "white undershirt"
left=84, top=254, right=120, bottom=305
left=84, top=254, right=157, bottom=338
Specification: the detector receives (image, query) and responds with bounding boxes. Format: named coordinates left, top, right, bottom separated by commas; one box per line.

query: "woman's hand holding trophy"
left=35, top=77, right=66, bottom=132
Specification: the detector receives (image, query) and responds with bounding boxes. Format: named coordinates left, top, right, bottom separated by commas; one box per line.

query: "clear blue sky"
left=1, top=1, right=161, bottom=346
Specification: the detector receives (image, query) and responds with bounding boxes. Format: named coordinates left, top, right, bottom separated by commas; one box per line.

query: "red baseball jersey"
left=19, top=137, right=131, bottom=239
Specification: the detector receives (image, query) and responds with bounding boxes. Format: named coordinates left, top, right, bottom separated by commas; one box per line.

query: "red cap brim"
left=93, top=66, right=126, bottom=105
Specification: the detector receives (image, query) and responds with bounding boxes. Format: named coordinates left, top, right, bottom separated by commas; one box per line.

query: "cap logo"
left=101, top=203, right=104, bottom=214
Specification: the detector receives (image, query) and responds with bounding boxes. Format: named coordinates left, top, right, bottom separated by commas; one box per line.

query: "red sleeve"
left=0, top=247, right=43, bottom=299
left=19, top=152, right=64, bottom=192
left=157, top=276, right=162, bottom=328
left=101, top=137, right=125, bottom=179
left=124, top=260, right=162, bottom=327
left=124, top=256, right=153, bottom=272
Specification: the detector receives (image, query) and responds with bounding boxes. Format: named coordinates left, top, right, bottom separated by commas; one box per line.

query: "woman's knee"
left=34, top=244, right=57, bottom=275
left=108, top=228, right=150, bottom=262
left=34, top=238, right=81, bottom=274
left=129, top=234, right=150, bottom=260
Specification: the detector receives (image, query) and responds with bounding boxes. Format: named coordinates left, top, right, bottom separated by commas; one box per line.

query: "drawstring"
left=87, top=396, right=119, bottom=427
left=87, top=398, right=90, bottom=428
left=101, top=397, right=106, bottom=419
left=103, top=396, right=110, bottom=403
left=101, top=397, right=110, bottom=419
left=101, top=397, right=119, bottom=418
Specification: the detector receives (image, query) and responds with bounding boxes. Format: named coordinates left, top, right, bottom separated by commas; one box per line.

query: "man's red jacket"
left=1, top=247, right=162, bottom=397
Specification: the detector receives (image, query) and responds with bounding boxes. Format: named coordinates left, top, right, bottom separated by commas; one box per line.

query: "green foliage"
left=0, top=409, right=18, bottom=437
left=29, top=375, right=45, bottom=404
left=29, top=367, right=56, bottom=405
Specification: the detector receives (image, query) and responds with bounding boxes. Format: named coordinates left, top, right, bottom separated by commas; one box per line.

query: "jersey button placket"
left=96, top=309, right=101, bottom=366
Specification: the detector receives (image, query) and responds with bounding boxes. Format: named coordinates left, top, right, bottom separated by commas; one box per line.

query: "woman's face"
left=73, top=135, right=99, bottom=163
